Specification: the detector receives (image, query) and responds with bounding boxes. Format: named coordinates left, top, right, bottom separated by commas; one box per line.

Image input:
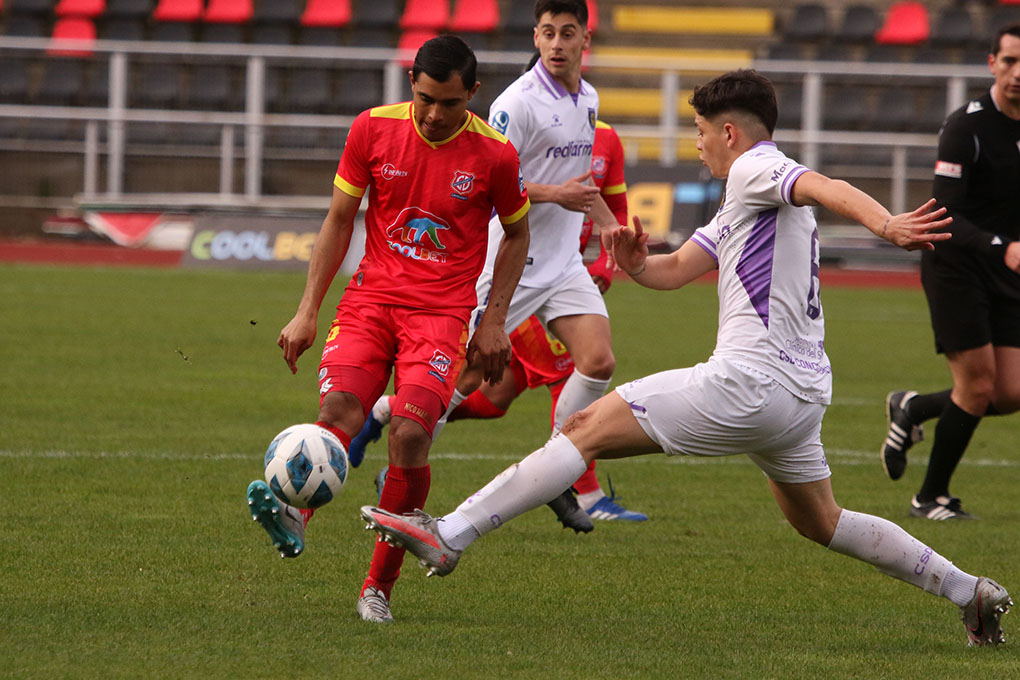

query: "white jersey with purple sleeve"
left=482, top=60, right=599, bottom=289
left=688, top=142, right=831, bottom=404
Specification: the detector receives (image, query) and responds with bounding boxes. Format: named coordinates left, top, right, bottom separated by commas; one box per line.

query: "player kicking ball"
left=360, top=69, right=1012, bottom=645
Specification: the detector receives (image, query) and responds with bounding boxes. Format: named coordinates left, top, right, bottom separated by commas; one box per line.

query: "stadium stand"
left=612, top=5, right=773, bottom=37
left=151, top=0, right=201, bottom=23
left=836, top=4, right=879, bottom=44
left=101, top=16, right=145, bottom=39
left=299, top=0, right=349, bottom=27
left=350, top=0, right=398, bottom=46
left=54, top=0, right=103, bottom=17
left=399, top=0, right=447, bottom=32
left=202, top=0, right=250, bottom=24
left=396, top=27, right=437, bottom=66
left=105, top=0, right=150, bottom=19
left=0, top=58, right=32, bottom=104
left=874, top=1, right=929, bottom=45
left=48, top=15, right=96, bottom=54
left=929, top=5, right=976, bottom=49
left=783, top=3, right=828, bottom=44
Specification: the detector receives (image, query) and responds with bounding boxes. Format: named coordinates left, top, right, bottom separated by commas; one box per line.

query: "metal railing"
left=0, top=35, right=994, bottom=214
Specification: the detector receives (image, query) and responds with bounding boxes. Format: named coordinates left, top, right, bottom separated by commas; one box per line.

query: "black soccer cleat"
left=546, top=487, right=594, bottom=533
left=881, top=390, right=923, bottom=481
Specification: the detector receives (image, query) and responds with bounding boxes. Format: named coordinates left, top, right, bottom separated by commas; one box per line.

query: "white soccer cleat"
left=360, top=506, right=462, bottom=577
left=357, top=586, right=394, bottom=624
left=961, top=577, right=1012, bottom=646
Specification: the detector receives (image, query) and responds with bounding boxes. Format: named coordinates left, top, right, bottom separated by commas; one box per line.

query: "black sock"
left=917, top=401, right=981, bottom=502
left=905, top=389, right=951, bottom=423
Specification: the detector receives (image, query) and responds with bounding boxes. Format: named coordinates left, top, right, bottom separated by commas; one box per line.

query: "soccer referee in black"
left=880, top=24, right=1020, bottom=520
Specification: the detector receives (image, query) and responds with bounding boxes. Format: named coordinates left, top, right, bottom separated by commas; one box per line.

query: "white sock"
left=577, top=489, right=605, bottom=511
left=436, top=510, right=480, bottom=552
left=941, top=567, right=980, bottom=607
left=553, top=370, right=611, bottom=433
left=827, top=509, right=974, bottom=600
left=452, top=434, right=588, bottom=537
left=432, top=389, right=467, bottom=441
left=372, top=395, right=392, bottom=424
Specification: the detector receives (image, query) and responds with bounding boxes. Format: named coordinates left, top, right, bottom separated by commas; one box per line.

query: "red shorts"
left=318, top=300, right=468, bottom=434
left=508, top=315, right=574, bottom=389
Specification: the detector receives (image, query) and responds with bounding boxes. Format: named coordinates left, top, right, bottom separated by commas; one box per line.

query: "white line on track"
left=0, top=448, right=1016, bottom=468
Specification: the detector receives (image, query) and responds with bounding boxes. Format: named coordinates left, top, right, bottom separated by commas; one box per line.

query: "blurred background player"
left=357, top=111, right=647, bottom=524
left=879, top=24, right=1020, bottom=520
left=244, top=36, right=530, bottom=624
left=362, top=69, right=1012, bottom=649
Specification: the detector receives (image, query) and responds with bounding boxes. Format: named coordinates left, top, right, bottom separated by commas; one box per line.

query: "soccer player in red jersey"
left=245, top=36, right=530, bottom=624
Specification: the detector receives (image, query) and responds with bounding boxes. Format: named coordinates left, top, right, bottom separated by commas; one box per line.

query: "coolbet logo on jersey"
left=385, top=207, right=451, bottom=263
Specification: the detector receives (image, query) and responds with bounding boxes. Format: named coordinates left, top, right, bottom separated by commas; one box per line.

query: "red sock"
left=573, top=460, right=600, bottom=495
left=362, top=464, right=431, bottom=599
left=315, top=420, right=352, bottom=450
left=449, top=390, right=507, bottom=422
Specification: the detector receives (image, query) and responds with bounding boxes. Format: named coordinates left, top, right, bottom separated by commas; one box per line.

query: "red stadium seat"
left=397, top=28, right=438, bottom=66
left=54, top=0, right=105, bottom=18
left=300, top=0, right=350, bottom=27
left=586, top=0, right=598, bottom=33
left=152, top=0, right=203, bottom=23
left=449, top=0, right=498, bottom=33
left=399, top=0, right=448, bottom=31
left=875, top=1, right=930, bottom=45
left=202, top=0, right=250, bottom=23
left=48, top=16, right=96, bottom=55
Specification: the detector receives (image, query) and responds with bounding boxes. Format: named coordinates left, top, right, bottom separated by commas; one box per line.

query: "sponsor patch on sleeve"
left=934, top=160, right=962, bottom=178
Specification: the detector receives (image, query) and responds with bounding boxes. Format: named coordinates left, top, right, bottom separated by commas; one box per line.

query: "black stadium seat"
left=836, top=5, right=879, bottom=44
left=0, top=59, right=32, bottom=103
left=784, top=3, right=828, bottom=43
left=36, top=58, right=87, bottom=105
left=930, top=6, right=976, bottom=49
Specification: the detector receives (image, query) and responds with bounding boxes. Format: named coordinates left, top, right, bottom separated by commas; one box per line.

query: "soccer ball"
left=264, top=424, right=349, bottom=509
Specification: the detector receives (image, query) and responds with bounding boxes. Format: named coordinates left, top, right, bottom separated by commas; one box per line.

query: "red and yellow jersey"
left=580, top=120, right=628, bottom=250
left=508, top=314, right=574, bottom=388
left=335, top=102, right=530, bottom=320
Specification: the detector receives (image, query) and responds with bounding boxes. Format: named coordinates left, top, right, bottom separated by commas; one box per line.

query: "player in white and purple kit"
left=362, top=70, right=1013, bottom=646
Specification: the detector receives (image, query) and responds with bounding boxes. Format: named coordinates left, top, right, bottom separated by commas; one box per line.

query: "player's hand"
left=558, top=171, right=600, bottom=213
left=881, top=199, right=953, bottom=251
left=466, top=320, right=512, bottom=384
left=278, top=313, right=317, bottom=374
left=1004, top=242, right=1020, bottom=274
left=611, top=215, right=650, bottom=276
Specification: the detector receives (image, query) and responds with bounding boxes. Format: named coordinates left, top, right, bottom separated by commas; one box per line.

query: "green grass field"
left=1, top=263, right=1018, bottom=679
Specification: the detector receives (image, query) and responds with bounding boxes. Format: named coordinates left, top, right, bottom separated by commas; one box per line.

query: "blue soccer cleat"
left=347, top=396, right=391, bottom=468
left=246, top=480, right=305, bottom=557
left=375, top=465, right=389, bottom=503
left=585, top=477, right=648, bottom=521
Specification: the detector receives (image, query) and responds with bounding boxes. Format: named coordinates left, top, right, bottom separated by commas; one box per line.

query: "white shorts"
left=470, top=266, right=608, bottom=338
left=615, top=357, right=831, bottom=484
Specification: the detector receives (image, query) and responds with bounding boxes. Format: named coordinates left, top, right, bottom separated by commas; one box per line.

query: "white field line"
left=0, top=448, right=1017, bottom=468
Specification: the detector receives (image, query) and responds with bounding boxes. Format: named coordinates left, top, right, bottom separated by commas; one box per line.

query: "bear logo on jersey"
left=385, top=207, right=451, bottom=263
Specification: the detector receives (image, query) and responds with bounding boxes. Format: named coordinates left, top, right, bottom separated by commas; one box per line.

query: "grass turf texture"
left=1, top=263, right=1018, bottom=678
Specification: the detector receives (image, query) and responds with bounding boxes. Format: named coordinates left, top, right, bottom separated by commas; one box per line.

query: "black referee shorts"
left=921, top=248, right=1020, bottom=354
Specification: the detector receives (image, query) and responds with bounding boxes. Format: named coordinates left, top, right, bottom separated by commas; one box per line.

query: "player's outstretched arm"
left=611, top=216, right=716, bottom=291
left=468, top=213, right=530, bottom=383
left=791, top=172, right=953, bottom=251
left=278, top=186, right=360, bottom=374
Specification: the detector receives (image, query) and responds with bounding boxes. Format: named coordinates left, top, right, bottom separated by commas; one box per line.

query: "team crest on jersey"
left=451, top=170, right=475, bottom=195
left=588, top=108, right=596, bottom=129
left=592, top=156, right=607, bottom=178
left=385, top=207, right=451, bottom=263
left=551, top=114, right=563, bottom=128
left=492, top=110, right=510, bottom=134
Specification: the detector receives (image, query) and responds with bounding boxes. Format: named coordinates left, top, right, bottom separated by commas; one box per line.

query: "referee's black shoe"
left=881, top=390, right=923, bottom=480
left=547, top=487, right=594, bottom=533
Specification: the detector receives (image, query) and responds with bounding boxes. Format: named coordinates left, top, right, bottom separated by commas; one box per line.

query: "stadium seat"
left=865, top=44, right=905, bottom=63
left=449, top=0, right=498, bottom=34
left=399, top=0, right=448, bottom=31
left=188, top=63, right=240, bottom=110
left=253, top=0, right=301, bottom=24
left=929, top=6, right=975, bottom=48
left=502, top=0, right=533, bottom=33
left=823, top=86, right=872, bottom=130
left=336, top=69, right=382, bottom=114
left=397, top=29, right=438, bottom=66
left=48, top=16, right=96, bottom=54
left=3, top=14, right=46, bottom=34
left=764, top=41, right=808, bottom=61
left=202, top=0, right=250, bottom=23
left=774, top=84, right=803, bottom=129
left=5, top=0, right=55, bottom=15
left=152, top=0, right=202, bottom=23
left=0, top=59, right=32, bottom=103
left=54, top=0, right=104, bottom=17
left=296, top=25, right=342, bottom=46
left=586, top=0, right=598, bottom=33
left=132, top=62, right=182, bottom=108
left=105, top=0, right=150, bottom=18
left=300, top=0, right=350, bottom=27
left=835, top=4, right=878, bottom=44
left=36, top=57, right=87, bottom=104
left=986, top=8, right=1020, bottom=36
left=86, top=59, right=109, bottom=104
left=286, top=67, right=333, bottom=113
left=150, top=21, right=195, bottom=40
left=874, top=1, right=929, bottom=46
left=356, top=0, right=399, bottom=28
left=101, top=17, right=146, bottom=39
left=201, top=22, right=244, bottom=42
left=612, top=6, right=774, bottom=36
left=783, top=3, right=828, bottom=43
left=250, top=23, right=291, bottom=43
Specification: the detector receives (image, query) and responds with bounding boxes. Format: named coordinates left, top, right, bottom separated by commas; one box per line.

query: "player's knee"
left=575, top=350, right=615, bottom=381
left=957, top=377, right=996, bottom=409
left=387, top=418, right=431, bottom=466
left=317, top=391, right=366, bottom=434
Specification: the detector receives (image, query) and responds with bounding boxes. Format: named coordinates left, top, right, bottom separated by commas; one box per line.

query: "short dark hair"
left=534, top=0, right=588, bottom=27
left=991, top=23, right=1020, bottom=56
left=689, top=69, right=778, bottom=135
left=525, top=50, right=541, bottom=72
left=412, top=35, right=478, bottom=91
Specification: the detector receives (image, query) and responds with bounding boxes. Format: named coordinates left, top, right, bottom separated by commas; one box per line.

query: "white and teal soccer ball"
left=264, top=424, right=349, bottom=509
